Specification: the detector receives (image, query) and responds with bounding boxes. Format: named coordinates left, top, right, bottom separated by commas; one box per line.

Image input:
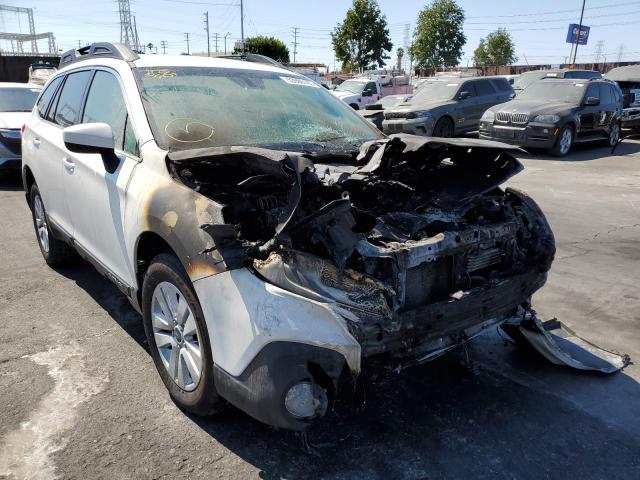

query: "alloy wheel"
left=33, top=194, right=49, bottom=254
left=151, top=281, right=202, bottom=391
left=609, top=123, right=620, bottom=146
left=559, top=128, right=573, bottom=155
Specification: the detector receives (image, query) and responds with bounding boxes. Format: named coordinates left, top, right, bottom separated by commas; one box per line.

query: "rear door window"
left=475, top=80, right=495, bottom=96
left=489, top=78, right=511, bottom=92
left=598, top=83, right=614, bottom=105
left=585, top=83, right=600, bottom=102
left=365, top=82, right=378, bottom=94
left=36, top=76, right=63, bottom=118
left=51, top=70, right=92, bottom=127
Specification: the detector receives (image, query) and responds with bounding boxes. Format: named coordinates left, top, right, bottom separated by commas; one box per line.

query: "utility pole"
left=160, top=40, right=167, bottom=54
left=572, top=0, right=586, bottom=65
left=204, top=12, right=210, bottom=57
left=133, top=15, right=140, bottom=53
left=593, top=40, right=604, bottom=63
left=78, top=40, right=82, bottom=49
left=240, top=0, right=244, bottom=53
left=617, top=44, right=624, bottom=63
left=184, top=32, right=190, bottom=55
left=292, top=27, right=299, bottom=65
left=224, top=32, right=231, bottom=54
left=213, top=32, right=219, bottom=52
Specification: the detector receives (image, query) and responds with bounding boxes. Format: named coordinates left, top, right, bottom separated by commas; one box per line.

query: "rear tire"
left=433, top=116, right=454, bottom=138
left=608, top=121, right=621, bottom=147
left=29, top=184, right=75, bottom=267
left=551, top=124, right=573, bottom=157
left=142, top=253, right=225, bottom=416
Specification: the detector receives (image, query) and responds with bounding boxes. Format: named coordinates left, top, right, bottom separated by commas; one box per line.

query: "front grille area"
left=495, top=112, right=511, bottom=123
left=403, top=257, right=453, bottom=310
left=385, top=111, right=409, bottom=119
left=495, top=112, right=529, bottom=125
left=466, top=247, right=503, bottom=272
left=511, top=113, right=529, bottom=124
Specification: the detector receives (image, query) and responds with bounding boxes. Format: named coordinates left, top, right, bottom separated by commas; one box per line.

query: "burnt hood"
left=167, top=135, right=526, bottom=269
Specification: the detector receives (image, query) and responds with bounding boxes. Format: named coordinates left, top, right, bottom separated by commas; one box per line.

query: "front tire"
left=551, top=124, right=573, bottom=157
left=608, top=121, right=621, bottom=147
left=433, top=116, right=454, bottom=137
left=141, top=253, right=224, bottom=416
left=29, top=184, right=75, bottom=267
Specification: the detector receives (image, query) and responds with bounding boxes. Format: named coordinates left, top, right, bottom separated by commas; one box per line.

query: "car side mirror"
left=458, top=91, right=471, bottom=100
left=63, top=122, right=115, bottom=155
left=585, top=96, right=600, bottom=106
left=362, top=90, right=373, bottom=97
left=509, top=92, right=516, bottom=99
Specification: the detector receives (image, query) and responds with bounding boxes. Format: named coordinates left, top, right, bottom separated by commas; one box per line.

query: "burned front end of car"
left=167, top=134, right=556, bottom=428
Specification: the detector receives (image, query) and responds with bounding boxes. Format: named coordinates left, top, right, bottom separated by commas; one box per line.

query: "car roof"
left=0, top=82, right=41, bottom=89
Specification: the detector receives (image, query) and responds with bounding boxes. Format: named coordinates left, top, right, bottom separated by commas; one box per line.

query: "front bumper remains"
left=479, top=122, right=558, bottom=150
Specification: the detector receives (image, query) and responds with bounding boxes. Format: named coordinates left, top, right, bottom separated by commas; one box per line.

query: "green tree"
left=331, top=0, right=393, bottom=72
left=411, top=0, right=466, bottom=68
left=474, top=29, right=517, bottom=66
left=234, top=36, right=290, bottom=63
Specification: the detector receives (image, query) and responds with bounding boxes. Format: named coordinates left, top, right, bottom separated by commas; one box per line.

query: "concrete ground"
left=0, top=140, right=639, bottom=480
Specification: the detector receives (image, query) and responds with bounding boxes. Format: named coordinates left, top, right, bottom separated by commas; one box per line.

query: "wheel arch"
left=134, top=231, right=182, bottom=304
left=22, top=165, right=36, bottom=208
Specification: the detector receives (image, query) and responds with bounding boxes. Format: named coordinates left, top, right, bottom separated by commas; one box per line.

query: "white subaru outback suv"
left=22, top=43, right=556, bottom=431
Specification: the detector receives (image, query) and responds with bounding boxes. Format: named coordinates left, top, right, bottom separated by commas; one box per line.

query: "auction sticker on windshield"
left=280, top=76, right=320, bottom=88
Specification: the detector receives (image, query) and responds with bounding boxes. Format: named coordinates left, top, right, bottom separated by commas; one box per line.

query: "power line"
left=184, top=32, right=190, bottom=54
left=160, top=39, right=168, bottom=54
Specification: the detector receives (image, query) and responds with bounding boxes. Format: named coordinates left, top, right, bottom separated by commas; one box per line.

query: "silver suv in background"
left=382, top=77, right=513, bottom=137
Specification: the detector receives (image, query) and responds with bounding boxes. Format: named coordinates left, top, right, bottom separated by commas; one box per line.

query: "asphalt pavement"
left=1, top=140, right=639, bottom=480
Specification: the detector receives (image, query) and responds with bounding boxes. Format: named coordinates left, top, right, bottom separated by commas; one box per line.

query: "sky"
left=1, top=0, right=638, bottom=68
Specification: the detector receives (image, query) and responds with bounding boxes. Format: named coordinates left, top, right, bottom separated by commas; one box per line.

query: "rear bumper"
left=479, top=121, right=558, bottom=150
left=383, top=117, right=434, bottom=136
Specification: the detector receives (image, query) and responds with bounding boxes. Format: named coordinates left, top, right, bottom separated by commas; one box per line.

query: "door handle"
left=63, top=157, right=75, bottom=174
left=32, top=137, right=41, bottom=147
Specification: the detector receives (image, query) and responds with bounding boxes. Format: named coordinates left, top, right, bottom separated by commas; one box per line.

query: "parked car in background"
left=382, top=76, right=513, bottom=137
left=332, top=75, right=413, bottom=110
left=605, top=64, right=640, bottom=130
left=331, top=78, right=383, bottom=109
left=513, top=69, right=602, bottom=94
left=479, top=78, right=622, bottom=156
left=0, top=83, right=41, bottom=172
left=28, top=62, right=58, bottom=86
left=358, top=93, right=412, bottom=130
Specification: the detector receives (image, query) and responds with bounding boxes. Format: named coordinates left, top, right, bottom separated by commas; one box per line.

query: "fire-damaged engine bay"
left=166, top=135, right=628, bottom=372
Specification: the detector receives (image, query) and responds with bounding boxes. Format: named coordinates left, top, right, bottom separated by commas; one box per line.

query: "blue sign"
left=566, top=24, right=590, bottom=45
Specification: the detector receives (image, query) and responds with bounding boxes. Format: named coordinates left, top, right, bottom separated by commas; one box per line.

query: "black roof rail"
left=59, top=42, right=139, bottom=67
left=219, top=53, right=284, bottom=68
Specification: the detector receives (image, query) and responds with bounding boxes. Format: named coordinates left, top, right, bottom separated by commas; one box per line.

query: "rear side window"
left=52, top=70, right=92, bottom=127
left=82, top=71, right=128, bottom=151
left=36, top=76, right=63, bottom=118
left=585, top=83, right=599, bottom=101
left=489, top=78, right=512, bottom=92
left=475, top=80, right=495, bottom=95
left=460, top=81, right=477, bottom=97
left=598, top=84, right=614, bottom=105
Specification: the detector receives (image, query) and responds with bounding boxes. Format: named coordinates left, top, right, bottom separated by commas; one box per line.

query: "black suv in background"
left=479, top=78, right=623, bottom=156
left=382, top=76, right=513, bottom=137
left=513, top=69, right=602, bottom=94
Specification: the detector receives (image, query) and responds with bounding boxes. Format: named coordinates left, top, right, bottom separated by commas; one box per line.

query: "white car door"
left=62, top=69, right=140, bottom=288
left=23, top=74, right=80, bottom=236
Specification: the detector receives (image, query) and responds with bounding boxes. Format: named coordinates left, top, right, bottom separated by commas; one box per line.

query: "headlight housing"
left=481, top=110, right=495, bottom=122
left=253, top=250, right=393, bottom=320
left=533, top=114, right=560, bottom=124
left=408, top=110, right=432, bottom=119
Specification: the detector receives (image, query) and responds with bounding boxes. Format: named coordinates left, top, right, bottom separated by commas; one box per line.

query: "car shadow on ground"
left=0, top=172, right=24, bottom=191
left=522, top=138, right=640, bottom=162
left=53, top=262, right=640, bottom=479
